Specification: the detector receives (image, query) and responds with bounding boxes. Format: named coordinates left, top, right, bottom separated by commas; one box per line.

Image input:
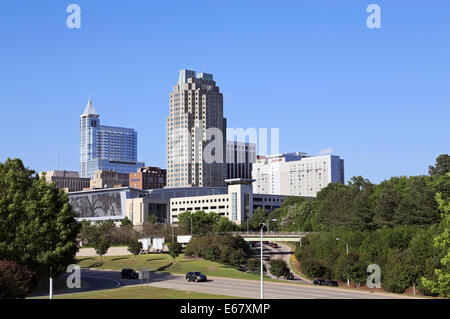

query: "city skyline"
left=1, top=1, right=450, bottom=184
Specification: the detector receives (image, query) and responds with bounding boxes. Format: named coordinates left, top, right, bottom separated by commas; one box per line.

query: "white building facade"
left=252, top=152, right=345, bottom=197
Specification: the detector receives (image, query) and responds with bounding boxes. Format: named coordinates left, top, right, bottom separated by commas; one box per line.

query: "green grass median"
left=32, top=285, right=243, bottom=299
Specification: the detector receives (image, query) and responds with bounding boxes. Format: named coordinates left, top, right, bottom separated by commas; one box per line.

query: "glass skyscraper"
left=80, top=97, right=144, bottom=178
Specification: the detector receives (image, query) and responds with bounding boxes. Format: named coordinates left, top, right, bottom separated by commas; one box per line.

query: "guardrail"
left=215, top=231, right=318, bottom=236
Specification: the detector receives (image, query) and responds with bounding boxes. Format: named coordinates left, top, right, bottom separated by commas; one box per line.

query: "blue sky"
left=1, top=0, right=449, bottom=184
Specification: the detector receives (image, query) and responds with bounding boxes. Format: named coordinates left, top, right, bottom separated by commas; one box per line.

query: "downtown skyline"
left=1, top=1, right=450, bottom=184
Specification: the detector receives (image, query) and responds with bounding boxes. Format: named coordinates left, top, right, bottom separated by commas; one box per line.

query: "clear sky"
left=1, top=0, right=449, bottom=184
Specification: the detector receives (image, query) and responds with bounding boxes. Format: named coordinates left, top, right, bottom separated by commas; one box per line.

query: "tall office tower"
left=80, top=97, right=145, bottom=178
left=252, top=152, right=345, bottom=197
left=166, top=70, right=227, bottom=188
left=226, top=140, right=256, bottom=180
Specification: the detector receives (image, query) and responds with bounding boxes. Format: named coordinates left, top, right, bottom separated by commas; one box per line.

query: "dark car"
left=186, top=271, right=207, bottom=282
left=263, top=241, right=269, bottom=245
left=313, top=278, right=326, bottom=285
left=284, top=272, right=294, bottom=280
left=325, top=280, right=339, bottom=287
left=121, top=268, right=138, bottom=279
left=271, top=243, right=279, bottom=248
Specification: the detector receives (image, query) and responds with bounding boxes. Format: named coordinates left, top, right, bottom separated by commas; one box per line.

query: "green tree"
left=93, top=237, right=111, bottom=261
left=229, top=249, right=248, bottom=267
left=214, top=217, right=238, bottom=232
left=121, top=216, right=132, bottom=227
left=247, top=259, right=260, bottom=273
left=269, top=259, right=290, bottom=278
left=429, top=154, right=450, bottom=177
left=177, top=211, right=220, bottom=235
left=127, top=241, right=142, bottom=260
left=333, top=252, right=366, bottom=285
left=250, top=207, right=268, bottom=230
left=167, top=241, right=182, bottom=261
left=421, top=185, right=450, bottom=298
left=0, top=158, right=81, bottom=280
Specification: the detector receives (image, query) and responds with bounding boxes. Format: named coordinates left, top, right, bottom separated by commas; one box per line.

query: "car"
left=313, top=278, right=326, bottom=285
left=271, top=243, right=279, bottom=248
left=186, top=271, right=207, bottom=282
left=325, top=280, right=339, bottom=287
left=284, top=272, right=294, bottom=280
left=262, top=255, right=270, bottom=261
left=121, top=268, right=138, bottom=279
left=263, top=241, right=269, bottom=245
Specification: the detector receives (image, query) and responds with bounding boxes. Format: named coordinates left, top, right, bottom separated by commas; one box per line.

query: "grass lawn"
left=32, top=285, right=243, bottom=299
left=165, top=255, right=283, bottom=282
left=77, top=253, right=284, bottom=282
left=76, top=253, right=173, bottom=271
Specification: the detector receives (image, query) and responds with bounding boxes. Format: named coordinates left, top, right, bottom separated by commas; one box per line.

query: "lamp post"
left=260, top=222, right=267, bottom=299
left=336, top=237, right=349, bottom=286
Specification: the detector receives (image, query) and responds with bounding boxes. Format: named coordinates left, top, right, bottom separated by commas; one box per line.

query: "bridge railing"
left=214, top=231, right=318, bottom=236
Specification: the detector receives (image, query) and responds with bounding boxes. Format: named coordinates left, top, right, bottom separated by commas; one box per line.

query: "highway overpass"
left=217, top=232, right=317, bottom=242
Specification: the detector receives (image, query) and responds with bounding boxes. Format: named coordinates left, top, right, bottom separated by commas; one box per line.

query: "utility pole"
left=260, top=223, right=265, bottom=299
left=49, top=267, right=53, bottom=299
left=336, top=237, right=350, bottom=286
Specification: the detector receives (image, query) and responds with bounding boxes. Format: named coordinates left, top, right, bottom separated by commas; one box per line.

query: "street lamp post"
left=336, top=237, right=349, bottom=286
left=260, top=222, right=267, bottom=299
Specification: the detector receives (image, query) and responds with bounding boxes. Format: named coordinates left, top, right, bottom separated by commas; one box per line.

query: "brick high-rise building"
left=166, top=70, right=227, bottom=188
left=129, top=166, right=166, bottom=190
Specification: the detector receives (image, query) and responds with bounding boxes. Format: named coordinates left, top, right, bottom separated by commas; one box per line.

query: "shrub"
left=0, top=261, right=37, bottom=299
left=230, top=249, right=248, bottom=267
left=269, top=259, right=290, bottom=278
left=301, top=257, right=330, bottom=279
left=247, top=259, right=260, bottom=273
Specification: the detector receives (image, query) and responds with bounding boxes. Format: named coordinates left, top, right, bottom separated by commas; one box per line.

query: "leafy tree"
left=214, top=217, right=238, bottom=232
left=0, top=158, right=81, bottom=279
left=229, top=249, right=248, bottom=267
left=0, top=261, right=37, bottom=299
left=121, top=216, right=132, bottom=227
left=177, top=211, right=220, bottom=235
left=250, top=207, right=268, bottom=230
left=127, top=241, right=142, bottom=260
left=429, top=154, right=450, bottom=177
left=393, top=176, right=440, bottom=226
left=93, top=237, right=111, bottom=261
left=421, top=185, right=450, bottom=298
left=333, top=252, right=366, bottom=285
left=167, top=241, right=182, bottom=261
left=269, top=259, right=290, bottom=278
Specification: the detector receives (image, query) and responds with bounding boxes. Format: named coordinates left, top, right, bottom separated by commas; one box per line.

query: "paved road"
left=77, top=246, right=131, bottom=257
left=33, top=269, right=416, bottom=299
left=250, top=242, right=310, bottom=283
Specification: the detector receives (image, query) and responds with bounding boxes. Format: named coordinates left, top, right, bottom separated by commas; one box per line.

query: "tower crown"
left=82, top=95, right=97, bottom=116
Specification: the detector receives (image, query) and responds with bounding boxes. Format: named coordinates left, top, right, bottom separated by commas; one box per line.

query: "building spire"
left=82, top=93, right=97, bottom=116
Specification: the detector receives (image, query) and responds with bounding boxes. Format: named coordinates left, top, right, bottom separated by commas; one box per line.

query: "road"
left=31, top=269, right=416, bottom=299
left=250, top=241, right=310, bottom=283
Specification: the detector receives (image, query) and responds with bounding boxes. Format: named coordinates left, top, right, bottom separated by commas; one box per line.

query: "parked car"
left=262, top=255, right=270, bottom=261
left=313, top=278, right=326, bottom=285
left=186, top=271, right=207, bottom=282
left=325, top=280, right=339, bottom=287
left=284, top=272, right=294, bottom=280
left=121, top=268, right=138, bottom=279
left=271, top=243, right=279, bottom=248
left=263, top=241, right=269, bottom=245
